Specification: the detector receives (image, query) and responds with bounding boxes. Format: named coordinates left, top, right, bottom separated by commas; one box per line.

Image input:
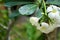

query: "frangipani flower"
left=30, top=17, right=40, bottom=29
left=29, top=5, right=60, bottom=34
left=48, top=11, right=60, bottom=19
left=30, top=17, right=57, bottom=34
left=47, top=5, right=60, bottom=19
left=38, top=22, right=57, bottom=34
left=47, top=5, right=58, bottom=12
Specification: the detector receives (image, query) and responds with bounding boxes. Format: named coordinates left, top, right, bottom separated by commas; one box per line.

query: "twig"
left=5, top=20, right=15, bottom=40
left=0, top=23, right=8, bottom=30
left=4, top=7, right=15, bottom=40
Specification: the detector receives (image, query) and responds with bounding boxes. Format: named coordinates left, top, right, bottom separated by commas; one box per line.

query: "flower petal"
left=47, top=5, right=58, bottom=12
left=41, top=22, right=49, bottom=28
left=30, top=17, right=40, bottom=26
left=47, top=6, right=53, bottom=12
left=39, top=23, right=57, bottom=34
left=48, top=12, right=56, bottom=19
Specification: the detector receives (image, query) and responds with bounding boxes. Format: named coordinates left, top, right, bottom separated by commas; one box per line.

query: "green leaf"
left=25, top=22, right=36, bottom=40
left=37, top=33, right=46, bottom=40
left=37, top=0, right=42, bottom=4
left=4, top=2, right=33, bottom=7
left=9, top=10, right=20, bottom=19
left=34, top=8, right=42, bottom=18
left=0, top=0, right=3, bottom=2
left=18, top=4, right=37, bottom=15
left=5, top=0, right=34, bottom=2
left=46, top=0, right=60, bottom=6
left=1, top=10, right=8, bottom=14
left=34, top=30, right=42, bottom=40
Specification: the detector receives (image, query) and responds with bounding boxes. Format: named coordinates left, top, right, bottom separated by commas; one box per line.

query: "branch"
left=5, top=20, right=15, bottom=40
left=4, top=7, right=15, bottom=40
left=0, top=23, right=8, bottom=30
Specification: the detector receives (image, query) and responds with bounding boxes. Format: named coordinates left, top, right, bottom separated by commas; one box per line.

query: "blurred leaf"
left=35, top=8, right=42, bottom=18
left=5, top=0, right=34, bottom=2
left=1, top=10, right=8, bottom=14
left=34, top=30, right=42, bottom=40
left=25, top=22, right=36, bottom=40
left=0, top=0, right=2, bottom=2
left=4, top=2, right=34, bottom=7
left=37, top=0, right=42, bottom=3
left=37, top=33, right=46, bottom=40
left=19, top=4, right=37, bottom=15
left=0, top=27, right=7, bottom=40
left=46, top=0, right=60, bottom=6
left=9, top=10, right=20, bottom=19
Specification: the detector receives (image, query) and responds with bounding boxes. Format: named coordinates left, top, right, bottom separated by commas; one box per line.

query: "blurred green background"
left=0, top=0, right=60, bottom=40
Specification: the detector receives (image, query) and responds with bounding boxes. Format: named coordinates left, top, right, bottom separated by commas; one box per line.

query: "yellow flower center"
left=40, top=26, right=46, bottom=30
left=52, top=9, right=57, bottom=13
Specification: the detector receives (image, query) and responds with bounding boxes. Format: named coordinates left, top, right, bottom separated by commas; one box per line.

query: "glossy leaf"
left=5, top=0, right=34, bottom=2
left=19, top=4, right=37, bottom=15
left=46, top=0, right=60, bottom=6
left=9, top=10, right=20, bottom=19
left=4, top=2, right=33, bottom=7
left=34, top=8, right=42, bottom=18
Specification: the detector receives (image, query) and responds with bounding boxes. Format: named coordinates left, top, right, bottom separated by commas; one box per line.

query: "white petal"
left=57, top=7, right=60, bottom=14
left=41, top=22, right=49, bottom=28
left=30, top=17, right=40, bottom=26
left=46, top=26, right=56, bottom=34
left=58, top=7, right=60, bottom=10
left=48, top=11, right=60, bottom=19
left=57, top=7, right=60, bottom=10
left=47, top=6, right=53, bottom=12
left=39, top=22, right=49, bottom=34
left=55, top=11, right=60, bottom=18
left=55, top=24, right=60, bottom=27
left=55, top=17, right=60, bottom=24
left=37, top=26, right=41, bottom=30
left=48, top=12, right=56, bottom=19
left=47, top=5, right=58, bottom=12
left=39, top=24, right=57, bottom=34
left=50, top=5, right=58, bottom=10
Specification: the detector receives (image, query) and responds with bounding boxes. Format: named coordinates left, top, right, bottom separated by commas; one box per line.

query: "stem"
left=43, top=0, right=47, bottom=15
left=4, top=7, right=15, bottom=40
left=5, top=20, right=15, bottom=40
left=0, top=23, right=8, bottom=30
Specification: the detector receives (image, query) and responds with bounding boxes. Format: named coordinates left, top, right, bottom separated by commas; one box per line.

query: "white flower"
left=30, top=17, right=57, bottom=34
left=47, top=5, right=60, bottom=19
left=30, top=17, right=40, bottom=27
left=39, top=22, right=57, bottom=34
left=48, top=11, right=60, bottom=19
left=39, top=22, right=49, bottom=34
left=41, top=22, right=49, bottom=28
left=47, top=5, right=58, bottom=12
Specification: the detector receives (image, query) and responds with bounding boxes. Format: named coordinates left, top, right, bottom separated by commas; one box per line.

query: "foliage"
left=19, top=4, right=37, bottom=15
left=0, top=6, right=8, bottom=40
left=0, top=0, right=60, bottom=40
